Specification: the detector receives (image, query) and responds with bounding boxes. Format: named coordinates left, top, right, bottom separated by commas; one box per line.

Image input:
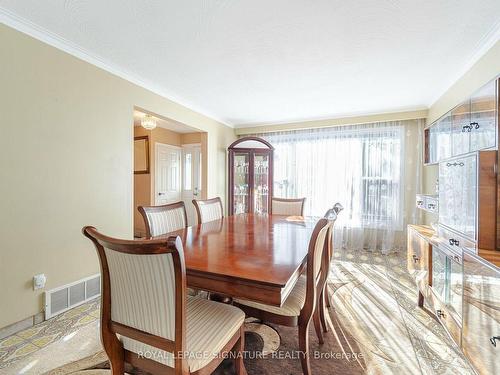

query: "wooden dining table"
left=155, top=213, right=318, bottom=307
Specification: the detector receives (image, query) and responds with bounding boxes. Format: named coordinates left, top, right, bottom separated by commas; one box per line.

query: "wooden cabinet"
left=228, top=137, right=274, bottom=215
left=407, top=225, right=433, bottom=305
left=424, top=78, right=498, bottom=164
left=462, top=252, right=500, bottom=375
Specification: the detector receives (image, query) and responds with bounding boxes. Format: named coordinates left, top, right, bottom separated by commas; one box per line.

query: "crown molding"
left=428, top=18, right=500, bottom=107
left=0, top=7, right=234, bottom=128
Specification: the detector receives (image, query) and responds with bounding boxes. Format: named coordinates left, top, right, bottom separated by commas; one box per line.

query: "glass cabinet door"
left=470, top=80, right=497, bottom=152
left=232, top=153, right=250, bottom=214
left=462, top=253, right=500, bottom=375
left=253, top=153, right=270, bottom=214
left=428, top=124, right=438, bottom=164
left=437, top=113, right=452, bottom=160
left=451, top=102, right=471, bottom=156
left=432, top=247, right=448, bottom=301
left=439, top=161, right=456, bottom=230
left=447, top=255, right=463, bottom=320
left=462, top=155, right=477, bottom=239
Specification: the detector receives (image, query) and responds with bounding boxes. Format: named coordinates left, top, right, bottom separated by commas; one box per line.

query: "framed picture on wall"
left=134, top=136, right=150, bottom=174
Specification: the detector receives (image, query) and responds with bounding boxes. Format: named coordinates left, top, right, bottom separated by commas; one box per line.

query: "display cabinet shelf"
left=228, top=137, right=274, bottom=215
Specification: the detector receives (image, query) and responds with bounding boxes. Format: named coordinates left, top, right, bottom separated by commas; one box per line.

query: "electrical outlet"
left=33, top=274, right=46, bottom=290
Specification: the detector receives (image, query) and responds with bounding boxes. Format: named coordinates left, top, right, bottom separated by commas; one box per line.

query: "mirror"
left=134, top=136, right=150, bottom=174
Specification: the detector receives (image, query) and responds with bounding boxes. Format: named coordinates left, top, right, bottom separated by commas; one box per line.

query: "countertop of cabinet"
left=407, top=224, right=500, bottom=268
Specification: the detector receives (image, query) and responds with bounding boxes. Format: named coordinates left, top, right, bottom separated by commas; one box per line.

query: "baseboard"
left=0, top=312, right=44, bottom=340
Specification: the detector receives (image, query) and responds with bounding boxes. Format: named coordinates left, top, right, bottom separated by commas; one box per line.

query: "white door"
left=182, top=144, right=202, bottom=225
left=155, top=143, right=182, bottom=205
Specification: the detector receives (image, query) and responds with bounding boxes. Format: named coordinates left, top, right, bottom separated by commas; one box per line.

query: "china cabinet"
left=424, top=78, right=498, bottom=164
left=228, top=137, right=274, bottom=215
left=409, top=75, right=500, bottom=375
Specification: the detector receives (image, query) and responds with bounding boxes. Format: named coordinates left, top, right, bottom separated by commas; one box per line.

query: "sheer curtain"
left=251, top=119, right=424, bottom=254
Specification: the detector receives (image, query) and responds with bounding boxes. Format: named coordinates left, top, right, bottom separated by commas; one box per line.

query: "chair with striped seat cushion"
left=271, top=197, right=306, bottom=216
left=192, top=197, right=223, bottom=224
left=138, top=201, right=187, bottom=237
left=234, top=217, right=332, bottom=375
left=83, top=227, right=247, bottom=375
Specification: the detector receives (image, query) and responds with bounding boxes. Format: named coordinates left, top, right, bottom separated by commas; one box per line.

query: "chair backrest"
left=192, top=197, right=224, bottom=224
left=82, top=227, right=187, bottom=372
left=271, top=197, right=306, bottom=216
left=302, top=218, right=332, bottom=317
left=138, top=201, right=188, bottom=237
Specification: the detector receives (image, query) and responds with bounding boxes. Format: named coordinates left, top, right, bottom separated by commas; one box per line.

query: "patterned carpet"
left=0, top=249, right=476, bottom=375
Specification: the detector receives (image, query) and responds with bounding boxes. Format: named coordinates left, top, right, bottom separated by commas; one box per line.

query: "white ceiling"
left=1, top=1, right=499, bottom=127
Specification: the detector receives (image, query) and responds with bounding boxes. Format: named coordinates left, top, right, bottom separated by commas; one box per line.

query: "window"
left=262, top=123, right=404, bottom=230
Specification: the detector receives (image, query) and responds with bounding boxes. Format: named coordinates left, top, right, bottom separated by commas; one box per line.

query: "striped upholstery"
left=234, top=275, right=306, bottom=316
left=313, top=223, right=331, bottom=278
left=234, top=220, right=331, bottom=317
left=146, top=207, right=186, bottom=236
left=105, top=248, right=176, bottom=340
left=272, top=199, right=304, bottom=216
left=198, top=202, right=223, bottom=223
left=121, top=297, right=245, bottom=372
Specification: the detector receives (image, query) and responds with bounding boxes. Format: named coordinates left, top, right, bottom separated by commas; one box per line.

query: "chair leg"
left=298, top=321, right=311, bottom=375
left=318, top=290, right=329, bottom=333
left=312, top=309, right=324, bottom=344
left=234, top=326, right=247, bottom=375
left=105, top=337, right=124, bottom=375
left=325, top=284, right=331, bottom=308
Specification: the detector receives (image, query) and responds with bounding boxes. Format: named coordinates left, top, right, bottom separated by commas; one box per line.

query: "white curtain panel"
left=250, top=119, right=424, bottom=254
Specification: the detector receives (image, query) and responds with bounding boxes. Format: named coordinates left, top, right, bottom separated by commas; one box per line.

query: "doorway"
left=133, top=108, right=207, bottom=237
left=182, top=144, right=202, bottom=225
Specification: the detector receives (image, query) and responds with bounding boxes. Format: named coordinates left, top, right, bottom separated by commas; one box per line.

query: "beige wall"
left=0, top=24, right=235, bottom=328
left=235, top=109, right=428, bottom=135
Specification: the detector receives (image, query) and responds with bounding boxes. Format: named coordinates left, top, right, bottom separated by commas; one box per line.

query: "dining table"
left=154, top=213, right=318, bottom=307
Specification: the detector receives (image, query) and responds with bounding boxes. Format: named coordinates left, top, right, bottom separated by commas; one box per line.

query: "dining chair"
left=317, top=204, right=343, bottom=334
left=83, top=227, right=247, bottom=375
left=271, top=197, right=306, bottom=216
left=192, top=197, right=224, bottom=224
left=233, top=217, right=332, bottom=375
left=138, top=201, right=188, bottom=237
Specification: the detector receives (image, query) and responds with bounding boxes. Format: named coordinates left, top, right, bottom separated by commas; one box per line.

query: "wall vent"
left=44, top=274, right=100, bottom=319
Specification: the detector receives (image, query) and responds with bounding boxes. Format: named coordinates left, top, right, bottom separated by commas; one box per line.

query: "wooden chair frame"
left=318, top=204, right=343, bottom=333
left=271, top=197, right=306, bottom=216
left=233, top=218, right=330, bottom=375
left=138, top=201, right=188, bottom=238
left=192, top=197, right=224, bottom=225
left=82, top=227, right=246, bottom=375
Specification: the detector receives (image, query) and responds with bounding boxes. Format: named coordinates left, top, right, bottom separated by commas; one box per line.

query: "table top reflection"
left=154, top=213, right=318, bottom=306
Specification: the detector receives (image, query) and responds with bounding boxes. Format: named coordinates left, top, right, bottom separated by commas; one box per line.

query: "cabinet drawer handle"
left=449, top=238, right=460, bottom=246
left=453, top=255, right=461, bottom=263
left=471, top=122, right=480, bottom=130
left=491, top=336, right=500, bottom=347
left=446, top=162, right=465, bottom=167
left=462, top=124, right=473, bottom=132
left=428, top=203, right=436, bottom=209
left=436, top=309, right=445, bottom=319
left=412, top=255, right=419, bottom=263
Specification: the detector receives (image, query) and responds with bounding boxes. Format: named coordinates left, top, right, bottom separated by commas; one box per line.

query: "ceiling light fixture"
left=141, top=114, right=157, bottom=130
